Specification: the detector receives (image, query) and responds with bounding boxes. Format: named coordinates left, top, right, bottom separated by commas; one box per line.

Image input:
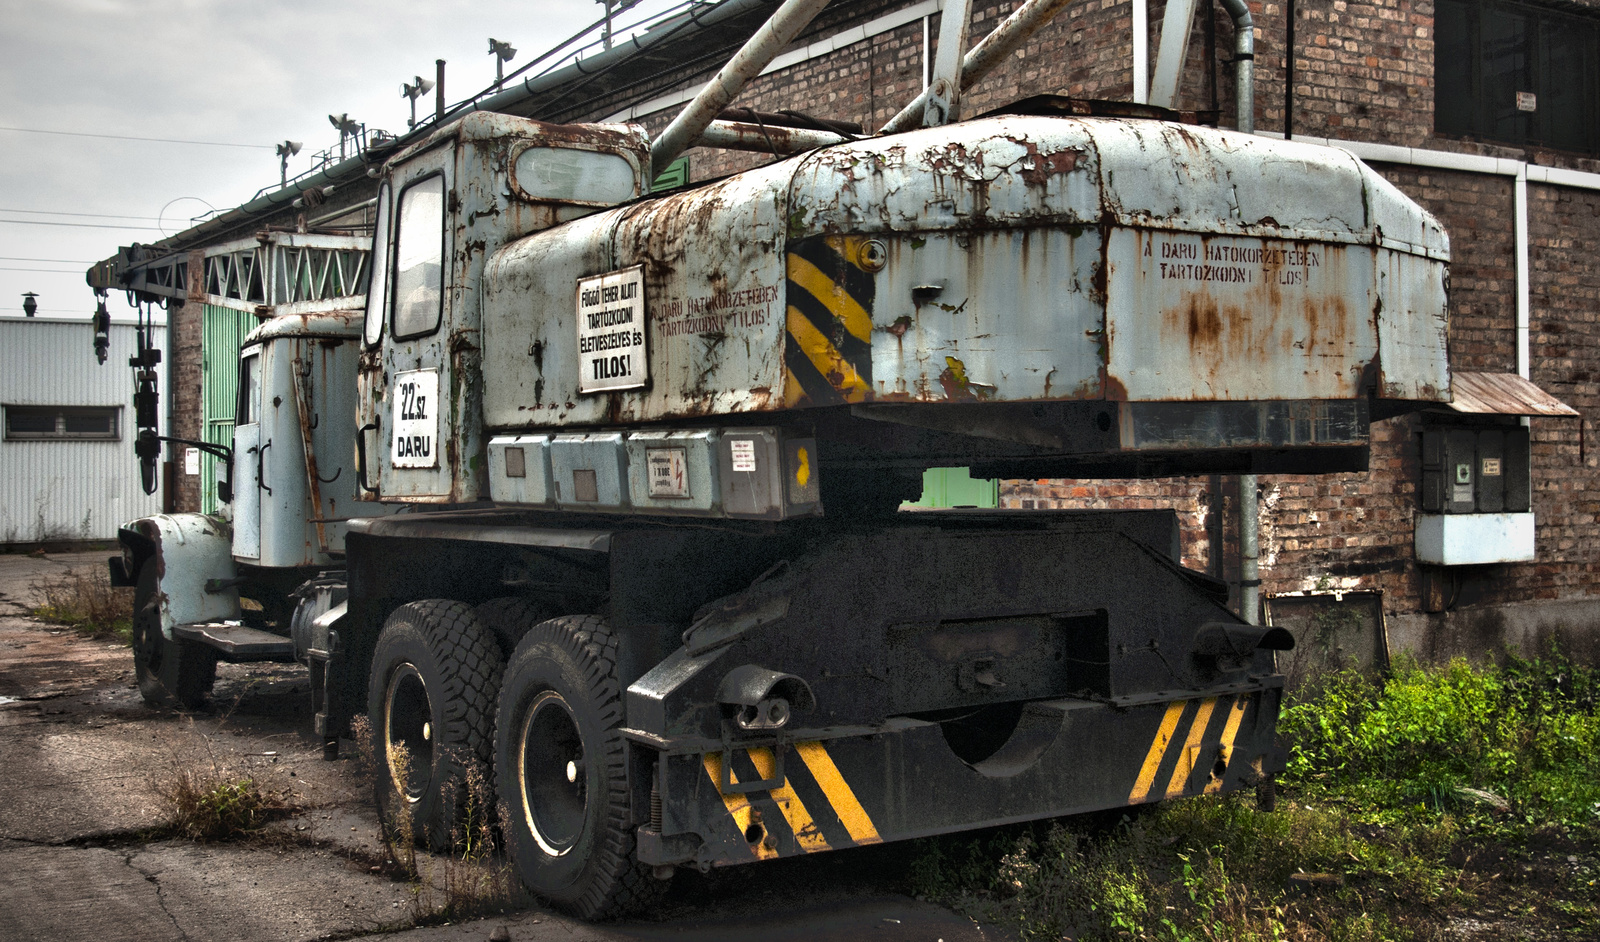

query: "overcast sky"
left=0, top=0, right=678, bottom=323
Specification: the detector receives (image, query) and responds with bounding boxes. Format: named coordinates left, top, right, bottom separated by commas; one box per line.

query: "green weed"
left=910, top=650, right=1600, bottom=941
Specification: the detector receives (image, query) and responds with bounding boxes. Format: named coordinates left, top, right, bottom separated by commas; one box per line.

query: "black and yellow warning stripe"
left=784, top=236, right=877, bottom=406
left=1127, top=694, right=1253, bottom=805
left=702, top=740, right=882, bottom=861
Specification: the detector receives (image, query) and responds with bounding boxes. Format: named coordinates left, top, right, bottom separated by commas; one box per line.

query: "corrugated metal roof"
left=1448, top=371, right=1579, bottom=416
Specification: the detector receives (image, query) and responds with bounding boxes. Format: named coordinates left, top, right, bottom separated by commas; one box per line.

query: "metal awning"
left=1447, top=371, right=1579, bottom=416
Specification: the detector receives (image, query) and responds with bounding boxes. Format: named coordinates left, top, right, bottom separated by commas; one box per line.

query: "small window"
left=4, top=406, right=120, bottom=441
left=236, top=352, right=261, bottom=425
left=392, top=175, right=446, bottom=338
left=1436, top=0, right=1600, bottom=155
left=512, top=147, right=637, bottom=204
left=364, top=182, right=392, bottom=347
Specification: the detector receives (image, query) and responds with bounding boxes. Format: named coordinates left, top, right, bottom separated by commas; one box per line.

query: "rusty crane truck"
left=101, top=0, right=1452, bottom=920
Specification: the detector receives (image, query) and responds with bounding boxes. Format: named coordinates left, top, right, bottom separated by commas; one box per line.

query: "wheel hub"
left=384, top=663, right=434, bottom=803
left=519, top=690, right=586, bottom=856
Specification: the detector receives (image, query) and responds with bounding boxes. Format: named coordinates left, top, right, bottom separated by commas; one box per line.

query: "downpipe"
left=1218, top=0, right=1255, bottom=134
left=1218, top=0, right=1258, bottom=624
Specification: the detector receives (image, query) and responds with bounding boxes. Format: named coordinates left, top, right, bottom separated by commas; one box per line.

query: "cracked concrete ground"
left=0, top=551, right=1001, bottom=942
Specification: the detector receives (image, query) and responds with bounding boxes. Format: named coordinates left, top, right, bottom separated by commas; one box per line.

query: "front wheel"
left=367, top=600, right=503, bottom=851
left=496, top=615, right=662, bottom=919
left=131, top=567, right=217, bottom=709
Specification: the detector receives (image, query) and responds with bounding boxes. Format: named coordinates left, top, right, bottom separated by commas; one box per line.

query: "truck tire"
left=368, top=600, right=503, bottom=852
left=497, top=615, right=664, bottom=919
left=131, top=567, right=217, bottom=709
left=474, top=597, right=557, bottom=659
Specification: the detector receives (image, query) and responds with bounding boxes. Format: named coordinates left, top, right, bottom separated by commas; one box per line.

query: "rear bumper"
left=633, top=680, right=1284, bottom=868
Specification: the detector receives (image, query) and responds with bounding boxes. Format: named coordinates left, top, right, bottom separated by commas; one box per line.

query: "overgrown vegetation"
left=159, top=770, right=293, bottom=841
left=350, top=714, right=522, bottom=924
left=152, top=722, right=295, bottom=841
left=909, top=648, right=1600, bottom=940
left=30, top=566, right=134, bottom=641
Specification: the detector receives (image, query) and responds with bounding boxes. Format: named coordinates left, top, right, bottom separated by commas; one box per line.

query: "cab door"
left=232, top=348, right=262, bottom=560
left=358, top=141, right=455, bottom=500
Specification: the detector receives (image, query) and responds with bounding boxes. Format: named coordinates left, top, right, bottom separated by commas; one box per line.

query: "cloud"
left=0, top=0, right=625, bottom=319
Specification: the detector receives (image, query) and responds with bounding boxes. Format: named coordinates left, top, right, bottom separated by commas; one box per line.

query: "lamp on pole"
left=489, top=38, right=517, bottom=86
left=276, top=140, right=303, bottom=186
left=401, top=76, right=436, bottom=129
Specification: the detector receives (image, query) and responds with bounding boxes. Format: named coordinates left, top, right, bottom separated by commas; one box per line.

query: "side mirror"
left=217, top=456, right=234, bottom=504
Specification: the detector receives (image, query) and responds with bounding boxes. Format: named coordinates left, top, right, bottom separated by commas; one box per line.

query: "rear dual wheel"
left=368, top=600, right=503, bottom=851
left=496, top=614, right=664, bottom=919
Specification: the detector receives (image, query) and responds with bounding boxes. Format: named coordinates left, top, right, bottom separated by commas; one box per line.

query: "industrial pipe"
left=1217, top=0, right=1254, bottom=133
left=1239, top=474, right=1260, bottom=625
left=697, top=119, right=848, bottom=154
left=1220, top=0, right=1257, bottom=623
left=650, top=0, right=833, bottom=180
left=879, top=0, right=1076, bottom=135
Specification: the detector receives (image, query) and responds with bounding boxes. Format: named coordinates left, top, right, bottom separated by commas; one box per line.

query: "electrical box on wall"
left=1419, top=426, right=1530, bottom=514
left=1416, top=422, right=1534, bottom=565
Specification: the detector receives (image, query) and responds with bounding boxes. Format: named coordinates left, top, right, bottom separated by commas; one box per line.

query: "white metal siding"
left=0, top=318, right=166, bottom=542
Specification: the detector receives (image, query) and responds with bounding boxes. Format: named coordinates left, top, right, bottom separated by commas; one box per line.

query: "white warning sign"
left=392, top=368, right=439, bottom=469
left=576, top=265, right=648, bottom=393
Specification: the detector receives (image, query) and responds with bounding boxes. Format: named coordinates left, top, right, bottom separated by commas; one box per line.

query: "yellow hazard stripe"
left=1164, top=697, right=1219, bottom=799
left=786, top=305, right=871, bottom=402
left=702, top=752, right=778, bottom=860
left=745, top=747, right=830, bottom=853
left=795, top=741, right=881, bottom=845
left=786, top=253, right=873, bottom=343
left=1128, top=701, right=1187, bottom=804
left=1204, top=696, right=1251, bottom=795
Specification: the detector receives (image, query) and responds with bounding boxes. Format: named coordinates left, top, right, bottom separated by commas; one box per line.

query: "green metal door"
left=902, top=467, right=999, bottom=510
left=201, top=304, right=257, bottom=513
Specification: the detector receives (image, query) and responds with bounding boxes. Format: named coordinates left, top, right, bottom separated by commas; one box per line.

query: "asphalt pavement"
left=0, top=549, right=1004, bottom=942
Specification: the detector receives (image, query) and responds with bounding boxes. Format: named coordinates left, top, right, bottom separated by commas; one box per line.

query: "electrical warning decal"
left=576, top=265, right=648, bottom=393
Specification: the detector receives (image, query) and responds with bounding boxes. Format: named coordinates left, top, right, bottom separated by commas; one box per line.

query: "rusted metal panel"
left=1104, top=231, right=1376, bottom=401
left=483, top=159, right=795, bottom=430
left=1375, top=249, right=1451, bottom=401
left=1446, top=372, right=1578, bottom=416
left=480, top=113, right=1452, bottom=431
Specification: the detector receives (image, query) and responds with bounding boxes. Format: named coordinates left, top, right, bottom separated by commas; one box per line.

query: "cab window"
left=363, top=183, right=391, bottom=346
left=392, top=175, right=446, bottom=338
left=236, top=352, right=261, bottom=425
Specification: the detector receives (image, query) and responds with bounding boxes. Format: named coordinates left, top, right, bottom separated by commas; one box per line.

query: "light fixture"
left=328, top=114, right=361, bottom=160
left=275, top=140, right=303, bottom=186
left=21, top=291, right=37, bottom=318
left=488, top=38, right=517, bottom=86
left=401, top=76, right=436, bottom=129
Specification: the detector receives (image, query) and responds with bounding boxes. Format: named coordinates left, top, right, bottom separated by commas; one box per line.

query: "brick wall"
left=168, top=249, right=205, bottom=514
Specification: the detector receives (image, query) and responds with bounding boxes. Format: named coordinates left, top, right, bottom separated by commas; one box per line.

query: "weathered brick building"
left=102, top=0, right=1600, bottom=659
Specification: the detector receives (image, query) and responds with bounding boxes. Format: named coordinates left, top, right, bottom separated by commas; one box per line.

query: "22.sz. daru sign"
left=391, top=368, right=439, bottom=468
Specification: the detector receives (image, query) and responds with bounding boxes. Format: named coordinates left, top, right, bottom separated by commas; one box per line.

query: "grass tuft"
left=30, top=566, right=134, bottom=641
left=159, top=771, right=293, bottom=841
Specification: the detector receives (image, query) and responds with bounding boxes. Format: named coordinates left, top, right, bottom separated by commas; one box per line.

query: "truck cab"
left=355, top=114, right=652, bottom=502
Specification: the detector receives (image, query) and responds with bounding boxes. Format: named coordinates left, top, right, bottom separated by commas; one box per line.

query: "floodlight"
left=489, top=38, right=517, bottom=85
